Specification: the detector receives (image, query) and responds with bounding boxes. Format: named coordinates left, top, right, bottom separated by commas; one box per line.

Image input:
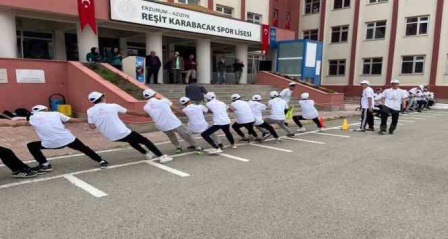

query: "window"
left=363, top=58, right=383, bottom=75
left=369, top=0, right=388, bottom=3
left=247, top=12, right=262, bottom=24
left=273, top=9, right=279, bottom=19
left=366, top=21, right=386, bottom=40
left=331, top=25, right=349, bottom=43
left=406, top=16, right=429, bottom=36
left=334, top=0, right=350, bottom=9
left=178, top=0, right=199, bottom=4
left=303, top=29, right=319, bottom=40
left=401, top=56, right=425, bottom=74
left=305, top=0, right=320, bottom=14
left=216, top=5, right=233, bottom=17
left=329, top=59, right=346, bottom=76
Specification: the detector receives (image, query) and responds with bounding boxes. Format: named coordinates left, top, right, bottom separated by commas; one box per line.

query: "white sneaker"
left=208, top=148, right=223, bottom=155
left=318, top=127, right=324, bottom=132
left=275, top=138, right=282, bottom=143
left=145, top=152, right=155, bottom=160
left=297, top=127, right=306, bottom=132
left=158, top=155, right=173, bottom=164
left=232, top=144, right=237, bottom=149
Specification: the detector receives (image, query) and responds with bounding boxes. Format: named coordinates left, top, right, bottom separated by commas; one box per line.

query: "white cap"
left=204, top=92, right=216, bottom=101
left=179, top=97, right=190, bottom=105
left=88, top=91, right=104, bottom=103
left=31, top=105, right=48, bottom=113
left=391, top=79, right=400, bottom=84
left=270, top=91, right=279, bottom=98
left=419, top=85, right=424, bottom=89
left=360, top=80, right=370, bottom=85
left=252, top=94, right=262, bottom=101
left=301, top=93, right=310, bottom=100
left=231, top=94, right=241, bottom=101
left=142, top=89, right=156, bottom=99
left=289, top=82, right=296, bottom=86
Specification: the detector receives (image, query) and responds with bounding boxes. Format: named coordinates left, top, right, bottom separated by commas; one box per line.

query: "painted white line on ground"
left=402, top=117, right=425, bottom=120
left=249, top=143, right=293, bottom=153
left=145, top=161, right=190, bottom=177
left=218, top=153, right=250, bottom=162
left=312, top=132, right=351, bottom=138
left=283, top=137, right=326, bottom=145
left=63, top=174, right=108, bottom=198
left=396, top=119, right=415, bottom=123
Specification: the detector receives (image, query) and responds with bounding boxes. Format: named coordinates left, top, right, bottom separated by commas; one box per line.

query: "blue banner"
left=269, top=27, right=277, bottom=48
left=136, top=56, right=145, bottom=83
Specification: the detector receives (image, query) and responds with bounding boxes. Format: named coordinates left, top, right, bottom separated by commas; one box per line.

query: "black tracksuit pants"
left=232, top=122, right=258, bottom=138
left=201, top=124, right=235, bottom=149
left=116, top=131, right=163, bottom=157
left=292, top=115, right=322, bottom=128
left=256, top=122, right=279, bottom=139
left=380, top=106, right=400, bottom=133
left=0, top=146, right=30, bottom=172
left=360, top=108, right=374, bottom=130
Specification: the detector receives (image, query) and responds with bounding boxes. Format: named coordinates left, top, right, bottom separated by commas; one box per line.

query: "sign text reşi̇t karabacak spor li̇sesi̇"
left=110, top=0, right=261, bottom=42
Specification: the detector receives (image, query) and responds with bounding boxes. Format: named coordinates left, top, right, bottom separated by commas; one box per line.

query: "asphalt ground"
left=1, top=110, right=448, bottom=239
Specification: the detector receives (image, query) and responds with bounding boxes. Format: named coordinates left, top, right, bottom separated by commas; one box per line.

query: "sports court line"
left=312, top=132, right=350, bottom=138
left=218, top=153, right=250, bottom=162
left=249, top=143, right=293, bottom=152
left=396, top=119, right=415, bottom=123
left=402, top=117, right=425, bottom=120
left=63, top=174, right=108, bottom=198
left=145, top=161, right=190, bottom=177
left=283, top=137, right=326, bottom=145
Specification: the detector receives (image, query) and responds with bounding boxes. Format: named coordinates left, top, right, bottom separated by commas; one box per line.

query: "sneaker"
left=366, top=128, right=375, bottom=132
left=12, top=169, right=37, bottom=178
left=275, top=138, right=282, bottom=143
left=158, top=155, right=173, bottom=164
left=239, top=137, right=251, bottom=142
left=284, top=122, right=289, bottom=126
left=378, top=131, right=386, bottom=135
left=208, top=148, right=223, bottom=155
left=296, top=127, right=306, bottom=132
left=354, top=128, right=366, bottom=132
left=186, top=146, right=196, bottom=150
left=175, top=148, right=183, bottom=154
left=32, top=164, right=53, bottom=173
left=98, top=160, right=109, bottom=169
left=145, top=152, right=155, bottom=160
left=261, top=133, right=272, bottom=140
left=195, top=147, right=204, bottom=155
left=232, top=144, right=238, bottom=149
left=389, top=131, right=394, bottom=135
left=255, top=137, right=263, bottom=143
left=318, top=127, right=324, bottom=132
left=286, top=134, right=295, bottom=138
left=218, top=143, right=224, bottom=150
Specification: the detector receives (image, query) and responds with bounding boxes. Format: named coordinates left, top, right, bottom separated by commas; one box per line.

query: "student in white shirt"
left=25, top=105, right=109, bottom=173
left=379, top=79, right=407, bottom=135
left=179, top=96, right=223, bottom=149
left=373, top=88, right=383, bottom=118
left=249, top=94, right=280, bottom=142
left=355, top=80, right=375, bottom=132
left=406, top=85, right=423, bottom=112
left=229, top=94, right=261, bottom=142
left=142, top=89, right=203, bottom=155
left=426, top=88, right=435, bottom=109
left=266, top=91, right=295, bottom=137
left=201, top=92, right=236, bottom=154
left=292, top=93, right=323, bottom=132
left=87, top=92, right=172, bottom=164
left=280, top=82, right=296, bottom=126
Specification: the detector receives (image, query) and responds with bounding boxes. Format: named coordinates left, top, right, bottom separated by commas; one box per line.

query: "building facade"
left=297, top=0, right=448, bottom=97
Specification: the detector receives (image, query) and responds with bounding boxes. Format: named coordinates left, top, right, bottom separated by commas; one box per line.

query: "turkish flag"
left=78, top=0, right=97, bottom=34
left=261, top=24, right=270, bottom=55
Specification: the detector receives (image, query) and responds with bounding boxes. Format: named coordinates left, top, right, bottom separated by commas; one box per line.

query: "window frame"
left=405, top=15, right=429, bottom=36
left=304, top=0, right=321, bottom=15
left=334, top=0, right=351, bottom=10
left=328, top=59, right=346, bottom=76
left=401, top=55, right=425, bottom=74
left=247, top=12, right=262, bottom=24
left=365, top=20, right=387, bottom=40
left=303, top=29, right=319, bottom=41
left=331, top=25, right=349, bottom=43
left=216, top=4, right=233, bottom=17
left=368, top=0, right=388, bottom=4
left=362, top=57, right=383, bottom=75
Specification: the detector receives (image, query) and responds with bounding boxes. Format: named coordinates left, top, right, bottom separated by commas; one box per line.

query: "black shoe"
left=378, top=131, right=386, bottom=135
left=389, top=131, right=394, bottom=135
left=286, top=134, right=295, bottom=138
left=261, top=133, right=272, bottom=140
left=186, top=146, right=196, bottom=150
left=284, top=122, right=289, bottom=126
left=239, top=137, right=251, bottom=142
left=32, top=164, right=53, bottom=173
left=218, top=144, right=224, bottom=150
left=99, top=160, right=109, bottom=169
left=12, top=169, right=38, bottom=178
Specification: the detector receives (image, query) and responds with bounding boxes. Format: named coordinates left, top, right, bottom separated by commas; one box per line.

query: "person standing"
left=142, top=89, right=203, bottom=154
left=185, top=79, right=207, bottom=104
left=172, top=52, right=184, bottom=84
left=87, top=92, right=172, bottom=163
left=233, top=59, right=245, bottom=84
left=266, top=91, right=295, bottom=137
left=185, top=54, right=197, bottom=84
left=86, top=47, right=100, bottom=62
left=165, top=59, right=174, bottom=84
left=354, top=80, right=375, bottom=132
left=145, top=51, right=162, bottom=84
left=201, top=92, right=236, bottom=154
left=248, top=94, right=280, bottom=142
left=229, top=94, right=261, bottom=142
left=26, top=105, right=109, bottom=173
left=217, top=57, right=227, bottom=85
left=280, top=82, right=296, bottom=126
left=109, top=47, right=123, bottom=70
left=379, top=79, right=407, bottom=135
left=292, top=93, right=323, bottom=132
left=373, top=88, right=383, bottom=118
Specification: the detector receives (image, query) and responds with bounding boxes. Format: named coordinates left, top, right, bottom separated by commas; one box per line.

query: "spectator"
left=165, top=59, right=174, bottom=84
left=185, top=79, right=207, bottom=104
left=86, top=47, right=100, bottom=62
left=233, top=59, right=245, bottom=84
left=109, top=47, right=122, bottom=70
left=172, top=52, right=184, bottom=84
left=145, top=51, right=162, bottom=84
left=185, top=54, right=197, bottom=84
left=217, top=57, right=227, bottom=84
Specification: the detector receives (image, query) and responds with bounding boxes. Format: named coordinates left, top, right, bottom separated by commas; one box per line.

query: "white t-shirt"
left=280, top=88, right=292, bottom=104
left=382, top=88, right=407, bottom=111
left=361, top=87, right=374, bottom=109
left=249, top=101, right=266, bottom=126
left=206, top=99, right=231, bottom=125
left=182, top=104, right=209, bottom=133
left=230, top=100, right=255, bottom=124
left=87, top=103, right=131, bottom=141
left=29, top=112, right=76, bottom=148
left=299, top=99, right=319, bottom=119
left=143, top=98, right=182, bottom=132
left=409, top=87, right=419, bottom=96
left=373, top=93, right=382, bottom=106
left=268, top=98, right=288, bottom=120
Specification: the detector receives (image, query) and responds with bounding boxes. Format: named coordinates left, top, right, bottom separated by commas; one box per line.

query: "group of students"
left=0, top=83, right=325, bottom=179
left=357, top=79, right=436, bottom=135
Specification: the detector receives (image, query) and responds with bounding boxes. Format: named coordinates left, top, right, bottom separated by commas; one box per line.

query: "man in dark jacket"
left=145, top=51, right=162, bottom=84
left=185, top=79, right=207, bottom=104
left=233, top=59, right=244, bottom=84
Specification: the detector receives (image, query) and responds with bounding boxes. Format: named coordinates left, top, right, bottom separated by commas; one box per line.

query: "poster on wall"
left=16, top=69, right=45, bottom=83
left=305, top=43, right=317, bottom=68
left=0, top=69, right=7, bottom=83
left=136, top=56, right=145, bottom=83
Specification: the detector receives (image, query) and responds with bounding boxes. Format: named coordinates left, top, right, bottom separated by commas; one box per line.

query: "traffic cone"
left=341, top=118, right=349, bottom=131
left=318, top=117, right=325, bottom=128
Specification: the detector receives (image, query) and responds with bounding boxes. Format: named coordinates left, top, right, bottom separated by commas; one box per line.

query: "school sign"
left=110, top=0, right=261, bottom=42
